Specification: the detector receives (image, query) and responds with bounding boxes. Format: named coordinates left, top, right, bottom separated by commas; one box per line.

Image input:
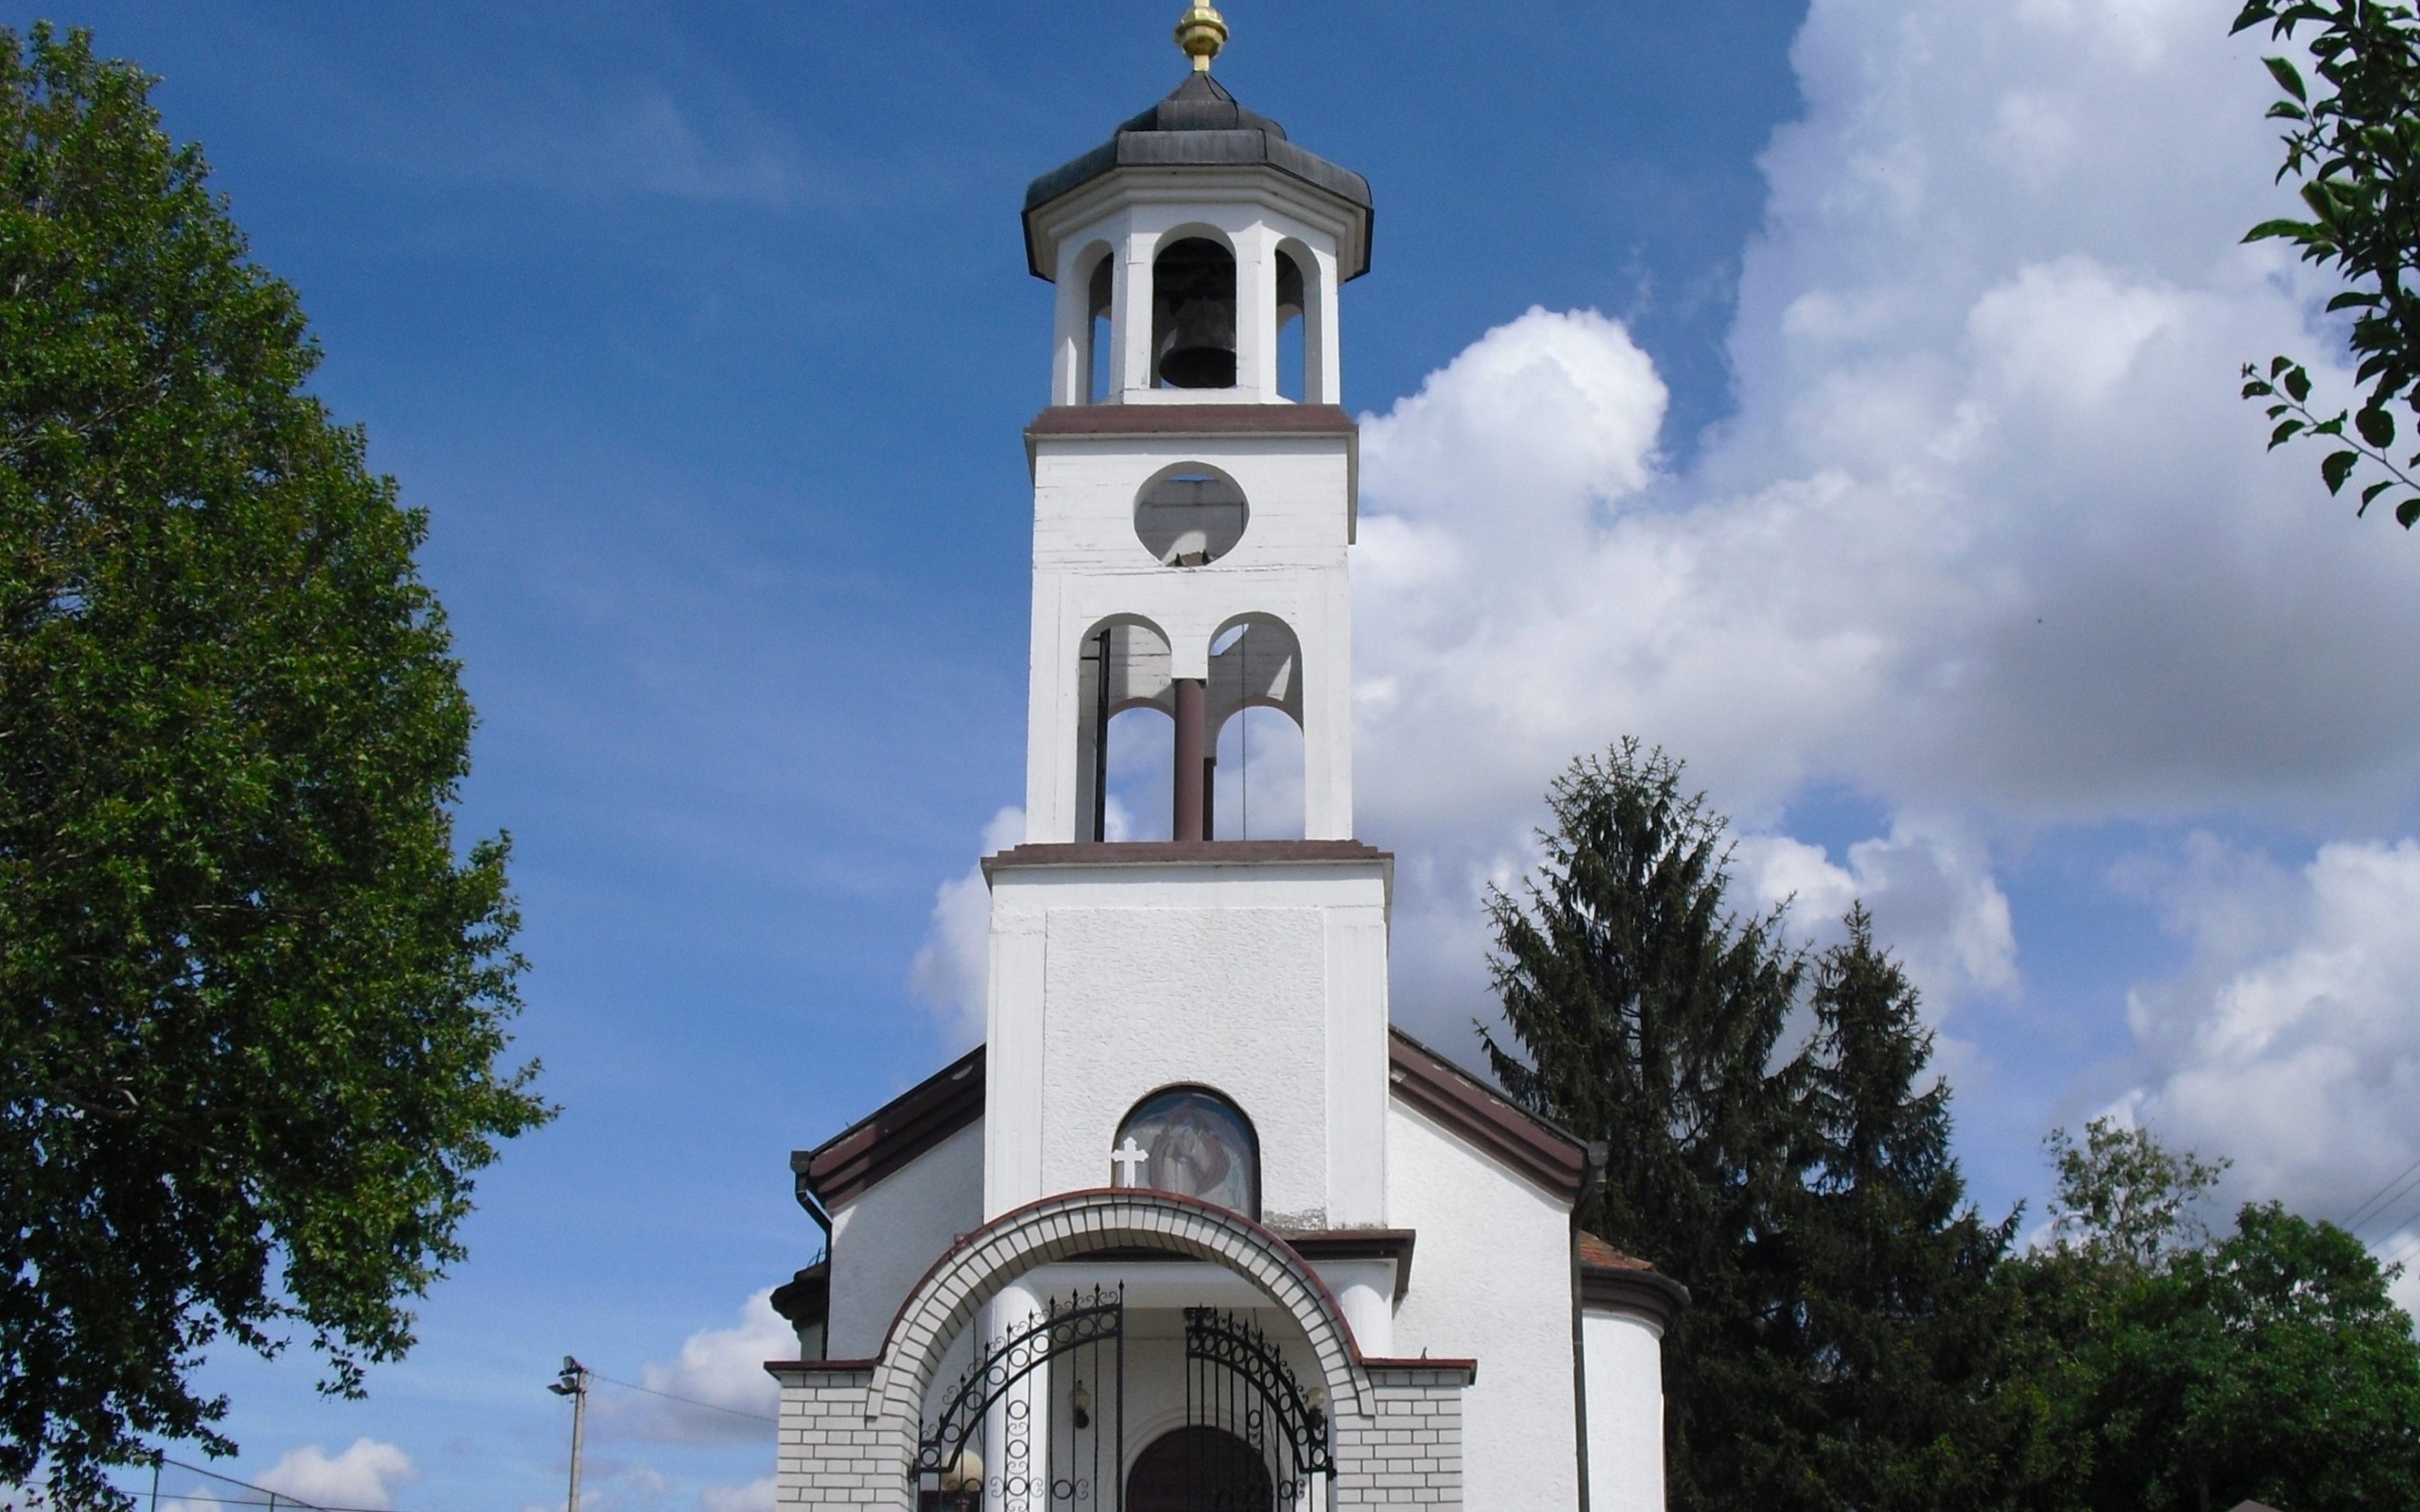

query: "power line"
left=2342, top=1153, right=2420, bottom=1234
left=154, top=1456, right=334, bottom=1512
left=584, top=1370, right=778, bottom=1425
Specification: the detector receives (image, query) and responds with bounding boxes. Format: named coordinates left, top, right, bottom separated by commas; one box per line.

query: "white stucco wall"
left=1582, top=1309, right=1667, bottom=1512
left=1386, top=1100, right=1580, bottom=1512
left=1024, top=436, right=1357, bottom=843
left=984, top=859, right=1390, bottom=1229
left=824, top=1118, right=984, bottom=1360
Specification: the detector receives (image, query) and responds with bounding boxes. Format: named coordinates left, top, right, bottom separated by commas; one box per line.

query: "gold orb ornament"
left=1175, top=1, right=1227, bottom=71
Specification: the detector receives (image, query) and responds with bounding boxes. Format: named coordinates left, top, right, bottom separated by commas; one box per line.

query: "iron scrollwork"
left=1183, top=1306, right=1336, bottom=1488
left=915, top=1286, right=1124, bottom=1511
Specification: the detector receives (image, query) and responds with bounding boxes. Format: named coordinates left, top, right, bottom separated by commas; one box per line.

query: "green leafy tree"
left=0, top=26, right=550, bottom=1503
left=1796, top=908, right=2019, bottom=1512
left=1479, top=740, right=1813, bottom=1512
left=2234, top=0, right=2420, bottom=525
left=2003, top=1122, right=2420, bottom=1512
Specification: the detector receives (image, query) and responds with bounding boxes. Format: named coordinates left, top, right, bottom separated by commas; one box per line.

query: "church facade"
left=767, top=11, right=1683, bottom=1509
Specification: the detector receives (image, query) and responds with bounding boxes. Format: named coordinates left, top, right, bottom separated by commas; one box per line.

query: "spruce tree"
left=1799, top=908, right=2017, bottom=1511
left=1480, top=740, right=1809, bottom=1512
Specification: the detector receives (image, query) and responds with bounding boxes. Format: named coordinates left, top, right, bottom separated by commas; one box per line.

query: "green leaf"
left=2399, top=494, right=2420, bottom=527
left=2360, top=479, right=2396, bottom=514
left=2359, top=404, right=2396, bottom=446
left=2273, top=418, right=2308, bottom=446
left=2244, top=216, right=2319, bottom=243
left=2327, top=289, right=2383, bottom=310
left=2285, top=365, right=2314, bottom=402
left=2324, top=448, right=2360, bottom=492
left=2265, top=55, right=2309, bottom=99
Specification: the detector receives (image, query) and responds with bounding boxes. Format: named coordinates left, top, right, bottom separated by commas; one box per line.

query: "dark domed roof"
left=1022, top=73, right=1374, bottom=280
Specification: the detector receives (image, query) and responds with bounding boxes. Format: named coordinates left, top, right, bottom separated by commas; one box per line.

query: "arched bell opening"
left=1076, top=617, right=1175, bottom=843
left=1206, top=615, right=1305, bottom=841
left=1135, top=463, right=1249, bottom=567
left=1084, top=248, right=1114, bottom=404
left=1151, top=234, right=1238, bottom=389
left=1275, top=248, right=1307, bottom=404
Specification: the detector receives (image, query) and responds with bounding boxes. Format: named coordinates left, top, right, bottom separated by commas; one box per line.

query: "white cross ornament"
left=1110, top=1137, right=1150, bottom=1186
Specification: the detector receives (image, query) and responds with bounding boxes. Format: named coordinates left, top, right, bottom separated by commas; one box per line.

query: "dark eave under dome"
left=1023, top=72, right=1374, bottom=281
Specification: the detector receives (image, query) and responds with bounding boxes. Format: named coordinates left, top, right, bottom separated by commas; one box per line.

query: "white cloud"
left=605, top=1291, right=790, bottom=1444
left=1349, top=0, right=2420, bottom=1094
left=908, top=807, right=1024, bottom=1051
left=255, top=1440, right=418, bottom=1512
left=699, top=1480, right=774, bottom=1512
left=2120, top=836, right=2420, bottom=1222
left=1734, top=816, right=2016, bottom=1012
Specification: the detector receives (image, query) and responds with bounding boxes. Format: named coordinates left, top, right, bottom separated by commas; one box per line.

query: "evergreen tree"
left=1798, top=908, right=2018, bottom=1511
left=1480, top=740, right=1810, bottom=1512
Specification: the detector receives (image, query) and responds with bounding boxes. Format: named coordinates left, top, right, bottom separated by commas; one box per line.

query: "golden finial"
left=1175, top=1, right=1227, bottom=72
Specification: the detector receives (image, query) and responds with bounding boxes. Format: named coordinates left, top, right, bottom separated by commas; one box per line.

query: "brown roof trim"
left=795, top=1045, right=985, bottom=1211
left=1387, top=1028, right=1587, bottom=1203
left=1027, top=404, right=1356, bottom=439
left=1278, top=1228, right=1416, bottom=1302
left=985, top=839, right=1390, bottom=878
left=769, top=1260, right=829, bottom=1332
left=1579, top=1264, right=1690, bottom=1330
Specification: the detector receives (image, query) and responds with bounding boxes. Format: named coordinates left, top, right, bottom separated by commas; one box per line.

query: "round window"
left=1134, top=469, right=1248, bottom=567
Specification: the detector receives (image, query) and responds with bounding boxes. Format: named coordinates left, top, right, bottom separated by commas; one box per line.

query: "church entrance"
left=1126, top=1427, right=1270, bottom=1512
left=914, top=1291, right=1333, bottom=1512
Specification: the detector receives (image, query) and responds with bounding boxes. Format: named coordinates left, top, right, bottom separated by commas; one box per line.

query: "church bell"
left=1151, top=236, right=1238, bottom=388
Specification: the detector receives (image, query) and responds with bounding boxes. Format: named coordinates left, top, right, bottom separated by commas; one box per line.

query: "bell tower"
left=982, top=6, right=1392, bottom=1244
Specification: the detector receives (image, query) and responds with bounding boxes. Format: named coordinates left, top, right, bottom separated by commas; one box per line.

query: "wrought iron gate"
left=1180, top=1308, right=1334, bottom=1511
left=917, top=1286, right=1124, bottom=1512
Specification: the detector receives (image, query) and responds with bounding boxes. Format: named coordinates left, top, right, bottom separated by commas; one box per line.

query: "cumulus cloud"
left=2118, top=835, right=2420, bottom=1225
left=908, top=807, right=1025, bottom=1051
left=1351, top=0, right=2420, bottom=1066
left=1734, top=816, right=2017, bottom=1011
left=603, top=1291, right=790, bottom=1444
left=255, top=1440, right=418, bottom=1511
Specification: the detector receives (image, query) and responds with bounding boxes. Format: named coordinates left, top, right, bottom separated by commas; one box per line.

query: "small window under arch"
left=1110, top=1087, right=1259, bottom=1218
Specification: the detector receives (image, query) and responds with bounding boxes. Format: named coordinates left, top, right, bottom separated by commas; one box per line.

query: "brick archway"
left=867, top=1188, right=1371, bottom=1430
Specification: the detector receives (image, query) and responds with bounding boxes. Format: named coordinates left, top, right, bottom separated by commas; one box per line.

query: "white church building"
left=766, top=9, right=1685, bottom=1508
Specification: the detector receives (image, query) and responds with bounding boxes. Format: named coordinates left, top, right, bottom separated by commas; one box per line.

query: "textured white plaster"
left=824, top=1120, right=983, bottom=1361
left=1387, top=1099, right=1581, bottom=1512
left=1582, top=1309, right=1667, bottom=1512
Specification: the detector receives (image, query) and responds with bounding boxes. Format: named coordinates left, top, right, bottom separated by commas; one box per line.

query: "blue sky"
left=38, top=4, right=2420, bottom=1512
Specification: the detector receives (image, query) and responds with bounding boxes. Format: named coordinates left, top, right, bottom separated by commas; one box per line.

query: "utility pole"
left=548, top=1357, right=589, bottom=1512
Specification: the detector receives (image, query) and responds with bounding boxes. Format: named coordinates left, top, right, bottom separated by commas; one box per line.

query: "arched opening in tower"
left=1150, top=235, right=1237, bottom=389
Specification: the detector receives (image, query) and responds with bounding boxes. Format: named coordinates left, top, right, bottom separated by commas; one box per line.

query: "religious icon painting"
left=1110, top=1087, right=1258, bottom=1217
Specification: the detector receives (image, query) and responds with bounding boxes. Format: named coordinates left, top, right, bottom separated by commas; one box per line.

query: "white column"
left=980, top=1282, right=1049, bottom=1512
left=1050, top=242, right=1089, bottom=407
left=1232, top=226, right=1277, bottom=401
left=1582, top=1310, right=1667, bottom=1512
left=1308, top=246, right=1342, bottom=405
left=1115, top=231, right=1156, bottom=400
